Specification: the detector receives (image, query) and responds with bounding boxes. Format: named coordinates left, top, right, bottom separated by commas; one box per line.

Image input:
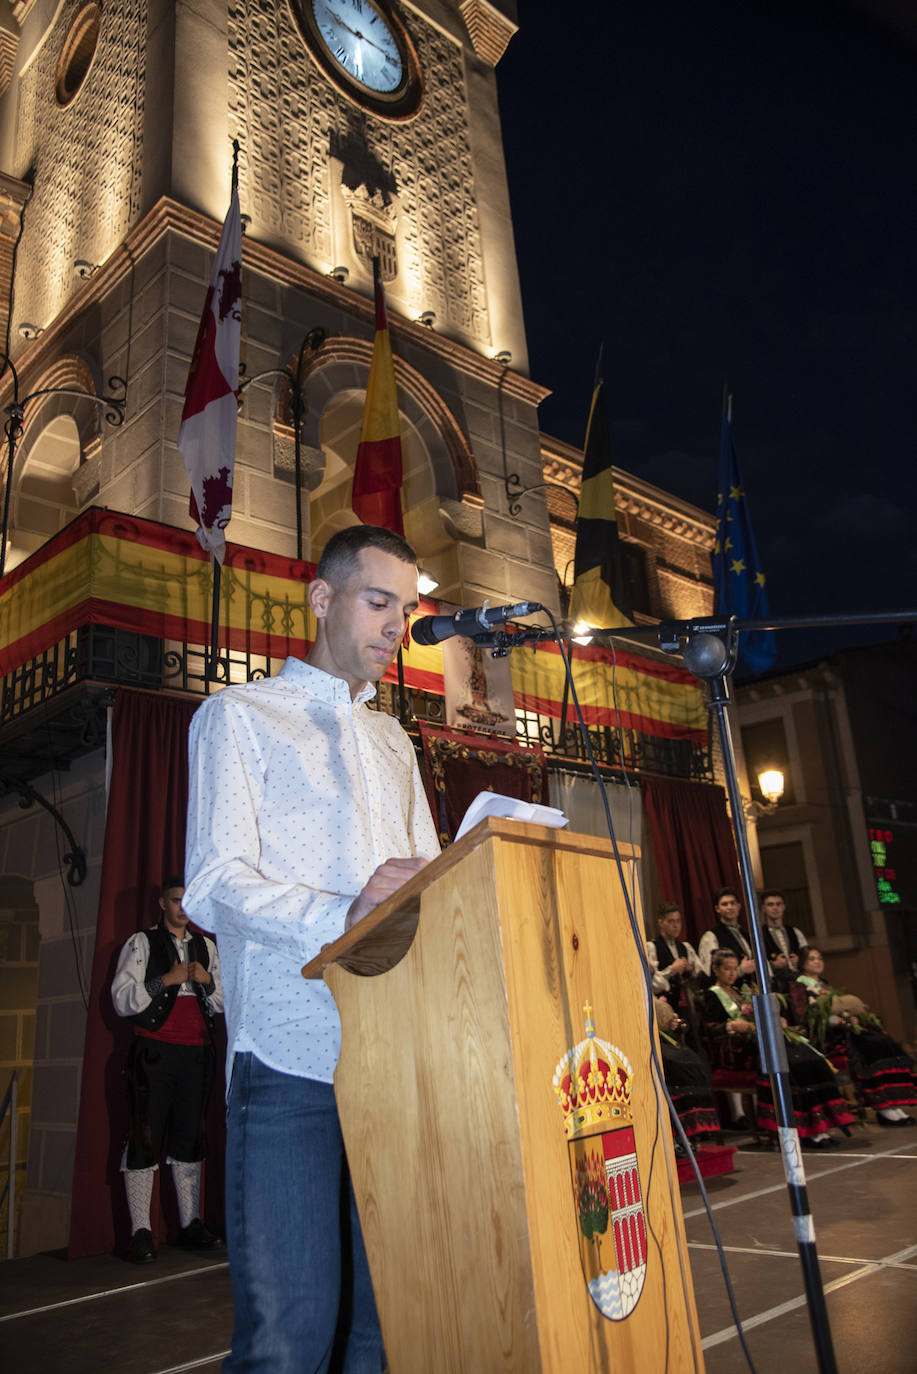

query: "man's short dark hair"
left=759, top=889, right=785, bottom=905
left=714, top=886, right=739, bottom=906
left=711, top=948, right=739, bottom=973
left=657, top=901, right=681, bottom=920
left=316, top=525, right=417, bottom=585
left=161, top=874, right=184, bottom=893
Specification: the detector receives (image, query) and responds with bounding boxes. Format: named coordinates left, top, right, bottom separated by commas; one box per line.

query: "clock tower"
left=0, top=0, right=558, bottom=614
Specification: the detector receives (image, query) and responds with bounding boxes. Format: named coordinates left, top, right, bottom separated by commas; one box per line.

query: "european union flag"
left=712, top=412, right=776, bottom=673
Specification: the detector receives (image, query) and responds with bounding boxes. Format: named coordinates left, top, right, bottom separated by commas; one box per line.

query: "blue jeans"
left=223, top=1053, right=384, bottom=1374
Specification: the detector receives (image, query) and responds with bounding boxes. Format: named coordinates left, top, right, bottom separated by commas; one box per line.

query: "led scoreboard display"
left=867, top=824, right=917, bottom=911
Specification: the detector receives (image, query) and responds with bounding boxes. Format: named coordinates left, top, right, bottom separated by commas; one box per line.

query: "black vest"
left=708, top=920, right=752, bottom=963
left=650, top=937, right=688, bottom=973
left=762, top=924, right=803, bottom=962
left=131, top=923, right=213, bottom=1033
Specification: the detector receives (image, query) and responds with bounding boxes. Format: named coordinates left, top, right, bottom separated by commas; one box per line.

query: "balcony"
left=1, top=509, right=711, bottom=791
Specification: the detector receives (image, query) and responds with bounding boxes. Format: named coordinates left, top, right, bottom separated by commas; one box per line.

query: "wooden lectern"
left=303, top=818, right=705, bottom=1373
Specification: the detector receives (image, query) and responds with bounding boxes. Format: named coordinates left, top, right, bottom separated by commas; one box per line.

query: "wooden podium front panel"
left=493, top=832, right=704, bottom=1372
left=327, top=837, right=541, bottom=1373
left=326, top=822, right=704, bottom=1373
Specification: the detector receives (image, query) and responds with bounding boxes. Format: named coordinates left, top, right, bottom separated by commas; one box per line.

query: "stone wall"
left=0, top=751, right=106, bottom=1255
left=0, top=873, right=38, bottom=1255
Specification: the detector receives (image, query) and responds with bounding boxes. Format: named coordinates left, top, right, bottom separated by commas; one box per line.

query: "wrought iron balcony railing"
left=0, top=509, right=712, bottom=788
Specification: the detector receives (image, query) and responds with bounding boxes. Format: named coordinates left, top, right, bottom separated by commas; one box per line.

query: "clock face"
left=311, top=0, right=405, bottom=94
left=290, top=0, right=422, bottom=118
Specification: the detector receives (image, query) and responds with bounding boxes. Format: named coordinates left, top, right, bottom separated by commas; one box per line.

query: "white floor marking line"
left=683, top=1138, right=917, bottom=1218
left=689, top=1240, right=917, bottom=1267
left=700, top=1242, right=917, bottom=1350
left=0, top=1260, right=230, bottom=1323
left=152, top=1353, right=232, bottom=1374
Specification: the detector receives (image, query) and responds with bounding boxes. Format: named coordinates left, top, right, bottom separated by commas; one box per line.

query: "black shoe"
left=730, top=1115, right=752, bottom=1132
left=129, top=1228, right=155, bottom=1264
left=179, top=1218, right=221, bottom=1250
left=803, top=1136, right=834, bottom=1151
left=876, top=1113, right=916, bottom=1127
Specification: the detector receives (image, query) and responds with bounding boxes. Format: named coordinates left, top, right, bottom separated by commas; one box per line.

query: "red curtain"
left=641, top=775, right=742, bottom=946
left=68, top=689, right=226, bottom=1259
left=418, top=724, right=548, bottom=844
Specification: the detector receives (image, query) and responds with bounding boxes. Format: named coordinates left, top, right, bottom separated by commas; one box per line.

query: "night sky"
left=496, top=0, right=917, bottom=670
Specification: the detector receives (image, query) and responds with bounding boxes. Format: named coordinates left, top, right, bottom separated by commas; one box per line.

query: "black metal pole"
left=686, top=630, right=839, bottom=1374
left=0, top=416, right=18, bottom=578
left=237, top=328, right=325, bottom=565
left=292, top=338, right=308, bottom=562
left=207, top=557, right=222, bottom=685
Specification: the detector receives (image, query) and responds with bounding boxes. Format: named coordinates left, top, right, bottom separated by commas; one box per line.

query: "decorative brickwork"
left=459, top=0, right=517, bottom=67
left=0, top=25, right=19, bottom=100
left=0, top=172, right=31, bottom=356
left=13, top=0, right=146, bottom=339
left=227, top=1, right=491, bottom=344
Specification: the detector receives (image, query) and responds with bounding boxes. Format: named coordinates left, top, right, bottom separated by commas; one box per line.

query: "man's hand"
left=161, top=961, right=211, bottom=987
left=739, top=957, right=756, bottom=976
left=772, top=953, right=788, bottom=969
left=669, top=956, right=689, bottom=976
left=346, top=857, right=430, bottom=930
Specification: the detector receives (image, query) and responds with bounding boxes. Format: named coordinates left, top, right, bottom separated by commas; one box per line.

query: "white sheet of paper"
left=454, top=790, right=569, bottom=842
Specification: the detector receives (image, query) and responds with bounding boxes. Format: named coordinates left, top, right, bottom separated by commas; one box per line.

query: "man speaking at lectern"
left=184, top=525, right=439, bottom=1374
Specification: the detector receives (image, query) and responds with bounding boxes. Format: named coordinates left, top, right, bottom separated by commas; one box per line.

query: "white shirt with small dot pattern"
left=183, top=658, right=440, bottom=1085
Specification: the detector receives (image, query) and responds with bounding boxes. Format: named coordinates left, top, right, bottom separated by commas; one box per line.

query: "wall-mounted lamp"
left=493, top=350, right=512, bottom=366
left=417, top=569, right=439, bottom=596
left=17, top=323, right=43, bottom=340
left=329, top=266, right=349, bottom=283
left=570, top=619, right=594, bottom=646
left=757, top=768, right=785, bottom=805
left=743, top=765, right=786, bottom=820
left=417, top=310, right=436, bottom=328
left=74, top=259, right=99, bottom=279
left=240, top=213, right=252, bottom=234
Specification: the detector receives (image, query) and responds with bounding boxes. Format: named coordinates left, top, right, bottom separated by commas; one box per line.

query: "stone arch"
left=5, top=355, right=103, bottom=568
left=274, top=336, right=480, bottom=507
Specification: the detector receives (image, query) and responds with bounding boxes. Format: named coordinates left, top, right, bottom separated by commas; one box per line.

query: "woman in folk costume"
left=654, top=997, right=720, bottom=1152
left=702, top=949, right=855, bottom=1149
left=795, top=947, right=916, bottom=1127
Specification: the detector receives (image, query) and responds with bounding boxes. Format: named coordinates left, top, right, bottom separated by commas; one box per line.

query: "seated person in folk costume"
left=702, top=949, right=855, bottom=1149
left=759, top=888, right=808, bottom=991
left=654, top=997, right=720, bottom=1155
left=795, top=946, right=916, bottom=1128
left=646, top=902, right=703, bottom=1012
left=697, top=887, right=757, bottom=984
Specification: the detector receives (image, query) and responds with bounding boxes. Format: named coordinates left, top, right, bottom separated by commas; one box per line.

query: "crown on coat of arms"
left=552, top=1003, right=634, bottom=1139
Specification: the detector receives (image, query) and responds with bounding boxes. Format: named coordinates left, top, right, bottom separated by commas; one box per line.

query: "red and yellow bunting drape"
left=0, top=508, right=705, bottom=741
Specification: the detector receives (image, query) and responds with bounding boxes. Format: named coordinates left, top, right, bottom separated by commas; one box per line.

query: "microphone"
left=411, top=599, right=543, bottom=646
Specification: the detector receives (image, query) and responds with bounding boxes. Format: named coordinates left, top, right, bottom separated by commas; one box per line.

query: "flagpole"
left=202, top=140, right=241, bottom=687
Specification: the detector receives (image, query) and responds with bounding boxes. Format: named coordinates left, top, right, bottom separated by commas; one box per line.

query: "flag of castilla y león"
left=178, top=187, right=242, bottom=565
left=352, top=262, right=404, bottom=536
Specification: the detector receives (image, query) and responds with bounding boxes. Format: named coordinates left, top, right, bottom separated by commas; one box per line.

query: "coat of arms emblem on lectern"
left=552, top=1004, right=647, bottom=1320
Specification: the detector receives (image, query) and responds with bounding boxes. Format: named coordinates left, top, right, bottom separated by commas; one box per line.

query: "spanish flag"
left=352, top=259, right=404, bottom=535
left=569, top=357, right=632, bottom=629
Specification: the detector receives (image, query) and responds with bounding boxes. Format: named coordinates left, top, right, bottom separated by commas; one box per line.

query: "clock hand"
left=327, top=7, right=391, bottom=58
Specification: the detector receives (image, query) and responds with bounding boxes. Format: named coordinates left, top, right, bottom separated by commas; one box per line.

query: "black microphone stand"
left=475, top=604, right=916, bottom=1374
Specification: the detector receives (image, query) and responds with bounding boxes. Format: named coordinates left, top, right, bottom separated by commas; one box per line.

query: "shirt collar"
left=279, top=657, right=377, bottom=707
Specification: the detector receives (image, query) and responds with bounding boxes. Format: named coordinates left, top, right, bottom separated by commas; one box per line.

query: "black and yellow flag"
left=569, top=363, right=632, bottom=629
